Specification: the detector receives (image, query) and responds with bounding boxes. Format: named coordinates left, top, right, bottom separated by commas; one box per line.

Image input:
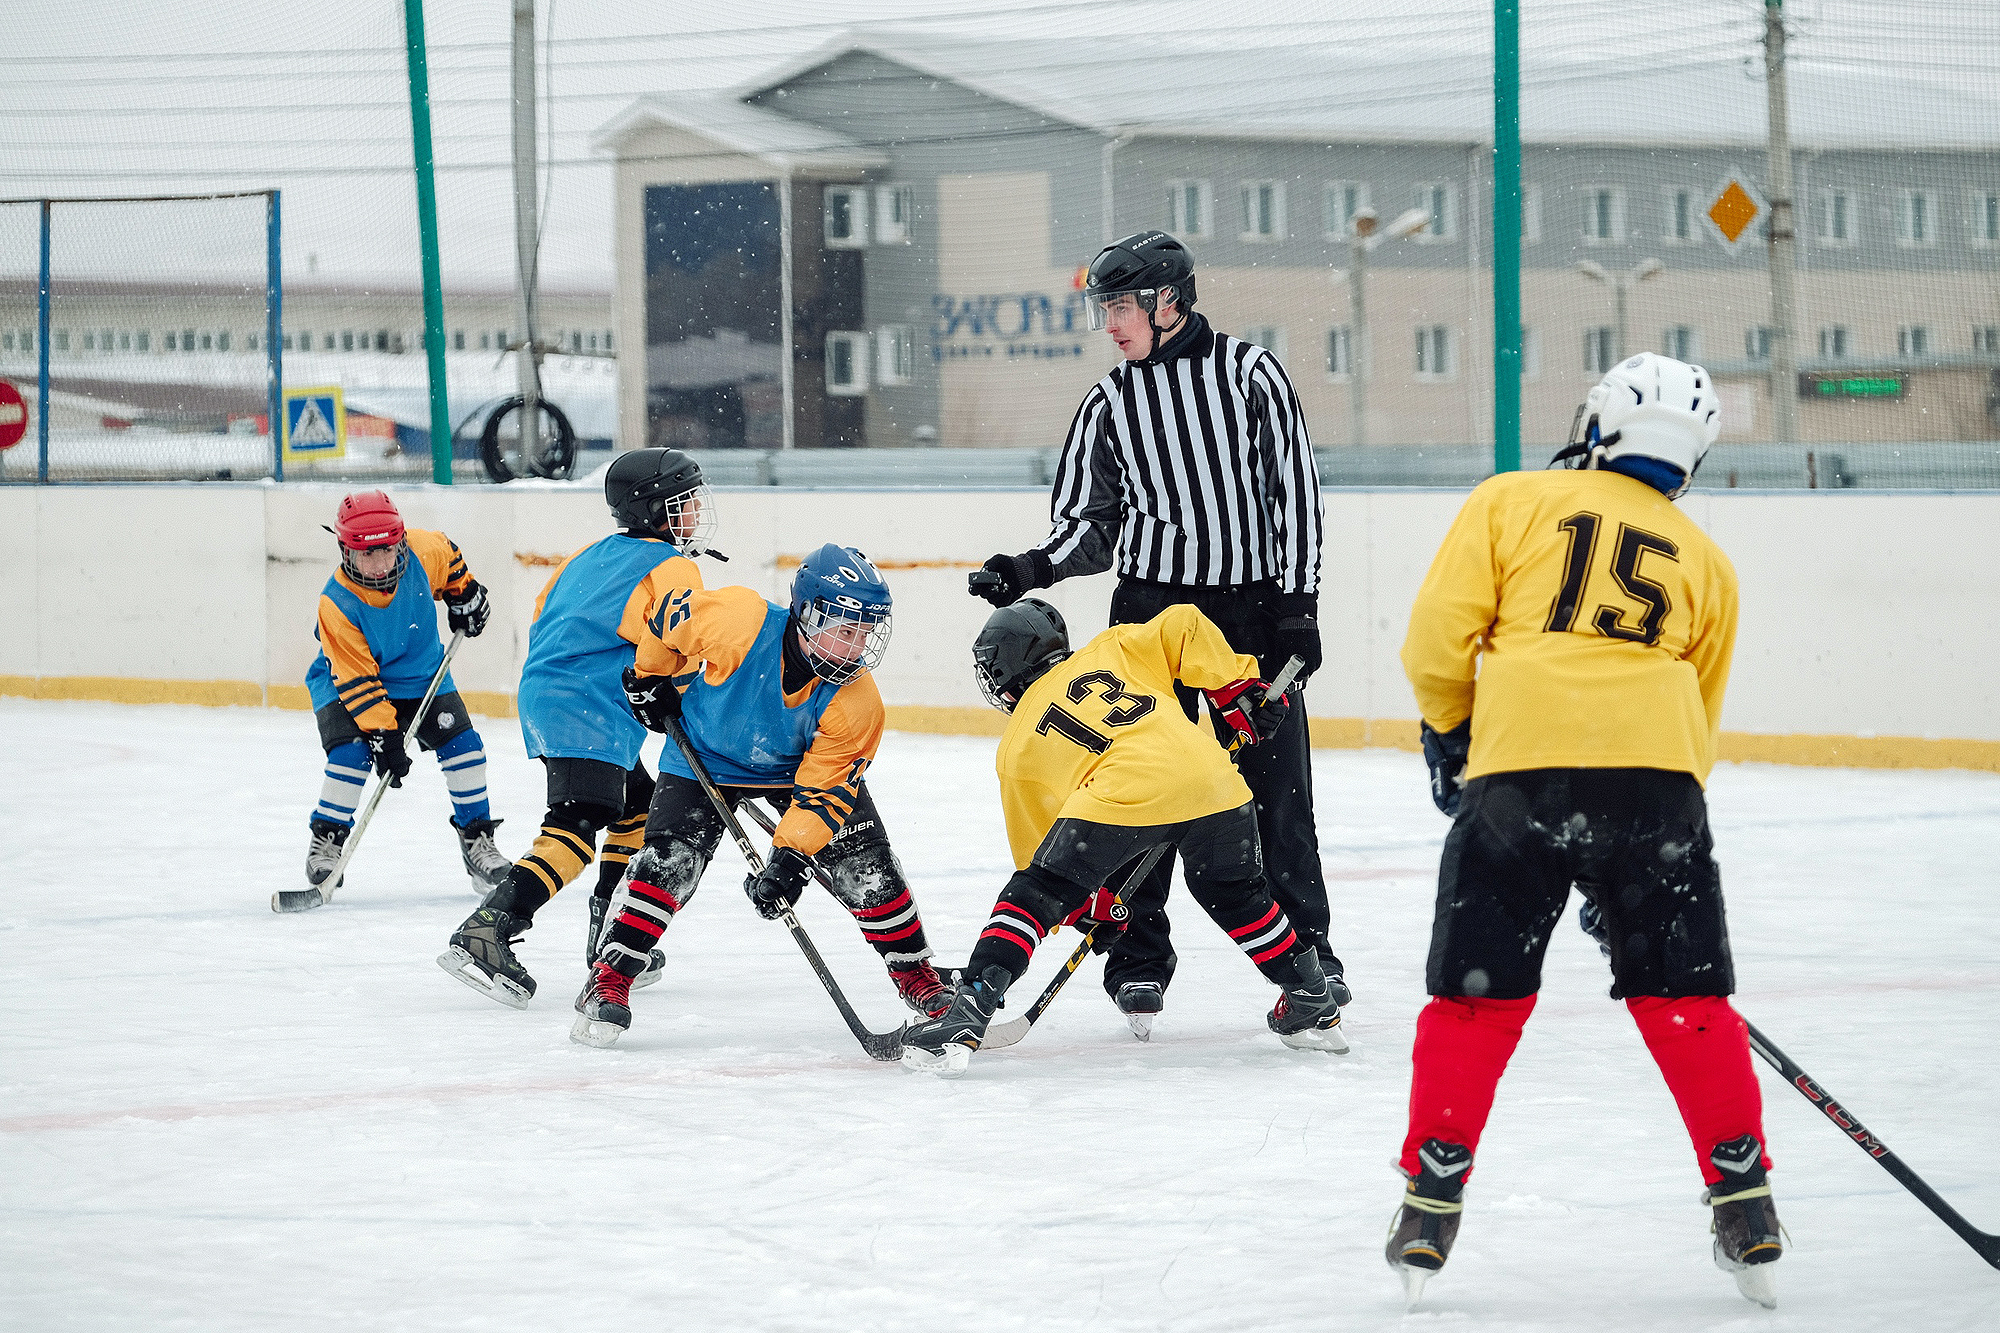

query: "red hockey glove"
left=1205, top=678, right=1289, bottom=750
left=1060, top=887, right=1128, bottom=954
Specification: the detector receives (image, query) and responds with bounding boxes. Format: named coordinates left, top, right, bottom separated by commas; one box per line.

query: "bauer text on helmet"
left=334, top=491, right=406, bottom=591
left=1563, top=353, right=1721, bottom=500
left=791, top=544, right=892, bottom=686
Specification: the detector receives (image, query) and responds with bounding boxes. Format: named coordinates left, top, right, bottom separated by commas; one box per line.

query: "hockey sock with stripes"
left=434, top=729, right=492, bottom=825
left=1400, top=994, right=1537, bottom=1180
left=964, top=868, right=1073, bottom=988
left=487, top=806, right=599, bottom=918
left=1627, top=995, right=1771, bottom=1185
left=315, top=739, right=370, bottom=827
left=824, top=843, right=932, bottom=965
left=594, top=810, right=648, bottom=896
left=598, top=843, right=698, bottom=976
left=1188, top=877, right=1302, bottom=980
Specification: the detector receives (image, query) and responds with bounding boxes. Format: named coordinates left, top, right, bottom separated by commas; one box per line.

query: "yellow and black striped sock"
left=488, top=819, right=596, bottom=918
left=594, top=812, right=647, bottom=895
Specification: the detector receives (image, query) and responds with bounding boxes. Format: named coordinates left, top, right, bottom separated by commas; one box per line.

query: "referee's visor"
left=1084, top=287, right=1168, bottom=332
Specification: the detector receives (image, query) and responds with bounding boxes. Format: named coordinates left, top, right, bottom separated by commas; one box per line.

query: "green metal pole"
left=1492, top=0, right=1523, bottom=473
left=403, top=0, right=453, bottom=484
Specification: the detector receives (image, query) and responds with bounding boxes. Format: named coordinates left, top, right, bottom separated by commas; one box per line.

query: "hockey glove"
left=366, top=729, right=412, bottom=787
left=744, top=847, right=812, bottom=921
left=1268, top=593, right=1322, bottom=684
left=621, top=665, right=682, bottom=733
left=1205, top=677, right=1290, bottom=750
left=1421, top=720, right=1472, bottom=818
left=968, top=551, right=1052, bottom=608
left=1059, top=886, right=1128, bottom=955
left=446, top=580, right=491, bottom=637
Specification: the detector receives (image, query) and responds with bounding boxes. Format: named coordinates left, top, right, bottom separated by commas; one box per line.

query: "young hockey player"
left=570, top=544, right=954, bottom=1047
left=439, top=448, right=715, bottom=1008
left=1387, top=353, right=1778, bottom=1310
left=900, top=598, right=1342, bottom=1078
left=300, top=490, right=503, bottom=909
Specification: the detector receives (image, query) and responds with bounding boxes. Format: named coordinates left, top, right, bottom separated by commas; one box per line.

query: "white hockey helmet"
left=1561, top=352, right=1721, bottom=499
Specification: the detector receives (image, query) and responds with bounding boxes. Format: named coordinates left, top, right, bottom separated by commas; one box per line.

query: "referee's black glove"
left=1269, top=593, right=1322, bottom=684
left=968, top=551, right=1053, bottom=608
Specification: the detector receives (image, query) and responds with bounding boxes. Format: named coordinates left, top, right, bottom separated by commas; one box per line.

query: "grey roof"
left=734, top=32, right=2000, bottom=150
left=592, top=91, right=889, bottom=170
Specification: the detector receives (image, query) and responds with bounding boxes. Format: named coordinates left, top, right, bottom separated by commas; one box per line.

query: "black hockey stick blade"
left=1746, top=1020, right=2000, bottom=1269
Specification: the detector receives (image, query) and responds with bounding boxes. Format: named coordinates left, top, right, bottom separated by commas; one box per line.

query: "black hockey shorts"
left=315, top=691, right=473, bottom=753
left=1426, top=767, right=1735, bottom=1002
left=1034, top=802, right=1264, bottom=901
left=542, top=755, right=655, bottom=828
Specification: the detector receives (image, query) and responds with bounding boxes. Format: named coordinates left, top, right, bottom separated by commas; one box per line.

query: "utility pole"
left=512, top=0, right=542, bottom=466
left=1765, top=0, right=1798, bottom=442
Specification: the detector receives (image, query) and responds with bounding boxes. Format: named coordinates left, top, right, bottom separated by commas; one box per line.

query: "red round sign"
left=0, top=380, right=26, bottom=450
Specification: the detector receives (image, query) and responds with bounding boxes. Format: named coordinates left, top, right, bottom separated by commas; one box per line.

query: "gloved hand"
left=1421, top=720, right=1472, bottom=818
left=621, top=665, right=682, bottom=733
left=744, top=847, right=813, bottom=921
left=1269, top=593, right=1322, bottom=684
left=1059, top=886, right=1128, bottom=954
left=366, top=729, right=411, bottom=786
left=1205, top=677, right=1290, bottom=750
left=446, top=580, right=491, bottom=637
left=968, top=551, right=1052, bottom=608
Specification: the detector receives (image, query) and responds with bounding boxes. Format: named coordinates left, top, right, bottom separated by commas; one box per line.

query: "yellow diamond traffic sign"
left=1709, top=180, right=1761, bottom=245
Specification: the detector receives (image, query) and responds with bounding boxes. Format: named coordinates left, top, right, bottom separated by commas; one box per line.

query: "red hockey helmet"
left=334, top=491, right=405, bottom=551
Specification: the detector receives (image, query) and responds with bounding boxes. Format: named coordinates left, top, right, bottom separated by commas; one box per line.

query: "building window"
left=875, top=184, right=914, bottom=244
left=199, top=332, right=212, bottom=351
left=565, top=331, right=579, bottom=353
left=1975, top=192, right=2000, bottom=248
left=1897, top=325, right=1929, bottom=357
left=1323, top=180, right=1369, bottom=238
left=1241, top=181, right=1286, bottom=240
left=1585, top=188, right=1624, bottom=244
left=876, top=324, right=914, bottom=386
left=82, top=331, right=95, bottom=351
left=452, top=330, right=465, bottom=351
left=604, top=330, right=614, bottom=351
left=1666, top=189, right=1695, bottom=243
left=296, top=330, right=310, bottom=352
left=1899, top=190, right=1935, bottom=246
left=338, top=331, right=351, bottom=352
left=1166, top=179, right=1212, bottom=238
left=824, top=186, right=866, bottom=248
left=217, top=331, right=231, bottom=352
left=1521, top=184, right=1541, bottom=243
left=3, top=331, right=13, bottom=351
left=245, top=332, right=257, bottom=351
left=370, top=331, right=385, bottom=352
left=825, top=331, right=868, bottom=395
left=1522, top=326, right=1542, bottom=381
left=136, top=331, right=148, bottom=352
left=1818, top=326, right=1850, bottom=360
left=1974, top=325, right=2000, bottom=354
left=1819, top=190, right=1854, bottom=246
left=1585, top=327, right=1615, bottom=374
left=1325, top=325, right=1353, bottom=378
left=1663, top=326, right=1697, bottom=362
left=1415, top=325, right=1452, bottom=378
left=1745, top=326, right=1773, bottom=361
left=55, top=329, right=70, bottom=351
left=1241, top=325, right=1286, bottom=359
left=1413, top=182, right=1455, bottom=241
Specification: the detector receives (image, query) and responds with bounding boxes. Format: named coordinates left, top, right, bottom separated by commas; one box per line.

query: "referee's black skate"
left=1386, top=1138, right=1471, bottom=1310
left=1705, top=1134, right=1782, bottom=1309
left=437, top=906, right=537, bottom=1008
left=901, top=965, right=1008, bottom=1078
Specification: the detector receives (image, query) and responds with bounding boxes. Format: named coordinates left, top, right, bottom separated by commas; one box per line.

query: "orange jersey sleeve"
left=317, top=594, right=397, bottom=732
left=772, top=674, right=885, bottom=856
left=632, top=584, right=769, bottom=685
left=616, top=554, right=706, bottom=647
left=406, top=529, right=475, bottom=600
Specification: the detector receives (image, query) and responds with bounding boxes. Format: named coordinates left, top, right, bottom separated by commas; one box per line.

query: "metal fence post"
left=267, top=189, right=284, bottom=481
left=1492, top=0, right=1523, bottom=474
left=37, top=199, right=51, bottom=484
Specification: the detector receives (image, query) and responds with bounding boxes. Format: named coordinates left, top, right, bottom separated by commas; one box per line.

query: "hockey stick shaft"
left=316, top=630, right=465, bottom=907
left=1745, top=1020, right=2000, bottom=1269
left=660, top=715, right=906, bottom=1061
left=1226, top=655, right=1304, bottom=754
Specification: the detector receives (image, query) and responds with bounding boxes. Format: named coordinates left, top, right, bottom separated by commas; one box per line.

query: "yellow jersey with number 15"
left=995, top=603, right=1261, bottom=870
left=1402, top=467, right=1738, bottom=784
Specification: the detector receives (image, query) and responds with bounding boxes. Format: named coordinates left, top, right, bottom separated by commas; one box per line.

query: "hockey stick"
left=739, top=800, right=841, bottom=898
left=274, top=631, right=466, bottom=914
left=660, top=714, right=907, bottom=1062
left=1745, top=1020, right=2000, bottom=1269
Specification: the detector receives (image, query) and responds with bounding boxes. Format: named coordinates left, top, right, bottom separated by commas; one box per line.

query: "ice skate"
left=437, top=906, right=537, bottom=1008
left=1705, top=1134, right=1782, bottom=1309
left=1115, top=981, right=1163, bottom=1040
left=570, top=961, right=634, bottom=1047
left=1319, top=949, right=1353, bottom=1007
left=277, top=820, right=350, bottom=913
left=1385, top=1139, right=1471, bottom=1310
left=901, top=965, right=1008, bottom=1077
left=1267, top=951, right=1349, bottom=1052
left=889, top=960, right=953, bottom=1017
left=453, top=816, right=511, bottom=890
left=588, top=893, right=665, bottom=990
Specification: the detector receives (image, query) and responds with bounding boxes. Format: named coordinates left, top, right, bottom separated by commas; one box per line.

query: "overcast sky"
left=5, top=0, right=1994, bottom=290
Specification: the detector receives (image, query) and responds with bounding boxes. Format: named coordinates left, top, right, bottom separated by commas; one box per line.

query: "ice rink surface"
left=3, top=698, right=1997, bottom=1332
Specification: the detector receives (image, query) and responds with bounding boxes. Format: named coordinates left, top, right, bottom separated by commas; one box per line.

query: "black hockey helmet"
left=1082, top=230, right=1197, bottom=332
left=605, top=447, right=715, bottom=552
left=973, top=597, right=1071, bottom=713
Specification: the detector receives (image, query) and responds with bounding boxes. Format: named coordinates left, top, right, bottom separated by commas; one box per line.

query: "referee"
left=969, top=229, right=1345, bottom=1033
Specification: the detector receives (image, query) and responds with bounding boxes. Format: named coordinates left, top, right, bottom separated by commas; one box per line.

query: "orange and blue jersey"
left=518, top=531, right=703, bottom=768
left=637, top=584, right=884, bottom=857
left=306, top=529, right=474, bottom=730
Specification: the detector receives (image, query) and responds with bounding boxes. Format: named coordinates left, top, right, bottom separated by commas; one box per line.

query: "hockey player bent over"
left=900, top=600, right=1343, bottom=1078
left=571, top=545, right=952, bottom=1047
left=439, top=449, right=714, bottom=1008
left=1387, top=353, right=1779, bottom=1310
left=299, top=490, right=505, bottom=909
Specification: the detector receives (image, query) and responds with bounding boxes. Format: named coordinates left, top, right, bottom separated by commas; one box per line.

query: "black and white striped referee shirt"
left=1030, top=315, right=1324, bottom=596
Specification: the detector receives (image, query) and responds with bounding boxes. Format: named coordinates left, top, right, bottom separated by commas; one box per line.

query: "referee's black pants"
left=1100, top=578, right=1333, bottom=998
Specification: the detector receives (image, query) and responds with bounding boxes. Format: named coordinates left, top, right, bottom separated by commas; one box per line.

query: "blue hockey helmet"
left=790, top=544, right=893, bottom=685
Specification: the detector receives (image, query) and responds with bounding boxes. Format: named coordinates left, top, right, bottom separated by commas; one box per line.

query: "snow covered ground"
left=3, top=698, right=1997, bottom=1331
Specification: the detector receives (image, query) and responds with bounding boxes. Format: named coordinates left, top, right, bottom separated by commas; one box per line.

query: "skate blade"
left=630, top=949, right=667, bottom=991
left=271, top=887, right=326, bottom=914
left=1125, top=1011, right=1154, bottom=1041
left=1279, top=1020, right=1350, bottom=1054
left=1397, top=1264, right=1433, bottom=1311
left=900, top=1043, right=972, bottom=1078
left=435, top=946, right=534, bottom=1010
left=1729, top=1262, right=1777, bottom=1310
left=569, top=1013, right=627, bottom=1048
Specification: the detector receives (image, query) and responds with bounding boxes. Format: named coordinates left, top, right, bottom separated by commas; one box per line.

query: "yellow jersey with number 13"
left=995, top=603, right=1261, bottom=870
left=1401, top=467, right=1738, bottom=784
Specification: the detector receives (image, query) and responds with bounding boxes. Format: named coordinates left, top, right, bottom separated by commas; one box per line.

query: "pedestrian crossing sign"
left=284, top=385, right=346, bottom=463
